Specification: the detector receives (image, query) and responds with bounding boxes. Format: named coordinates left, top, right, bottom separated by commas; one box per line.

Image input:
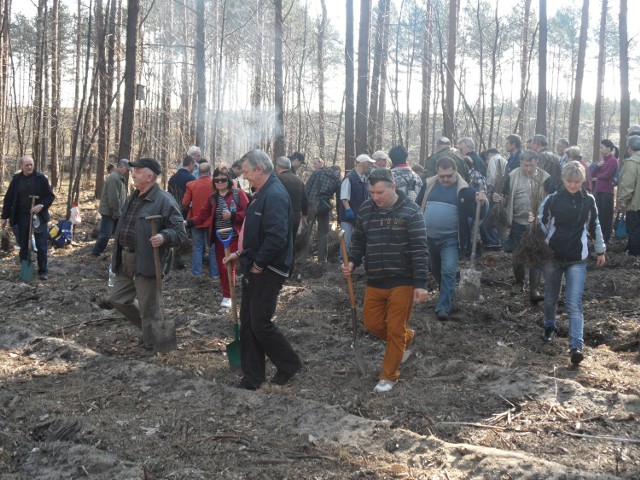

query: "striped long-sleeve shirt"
left=350, top=191, right=429, bottom=289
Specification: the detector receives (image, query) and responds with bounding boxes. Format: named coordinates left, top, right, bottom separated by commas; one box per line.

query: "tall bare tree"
left=274, top=0, right=285, bottom=157
left=443, top=0, right=458, bottom=139
left=0, top=0, right=11, bottom=191
left=420, top=0, right=433, bottom=163
left=32, top=0, right=47, bottom=171
left=49, top=0, right=61, bottom=188
left=316, top=0, right=328, bottom=160
left=345, top=0, right=355, bottom=170
left=117, top=0, right=139, bottom=162
left=535, top=0, right=548, bottom=136
left=195, top=0, right=206, bottom=152
left=568, top=0, right=589, bottom=146
left=515, top=0, right=532, bottom=136
left=619, top=0, right=630, bottom=154
left=592, top=0, right=607, bottom=163
left=355, top=0, right=370, bottom=155
left=367, top=0, right=389, bottom=152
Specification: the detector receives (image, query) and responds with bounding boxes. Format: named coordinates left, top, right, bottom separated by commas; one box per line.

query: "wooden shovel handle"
left=339, top=231, right=357, bottom=309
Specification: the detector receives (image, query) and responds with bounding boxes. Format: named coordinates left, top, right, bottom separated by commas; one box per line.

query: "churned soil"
left=1, top=193, right=639, bottom=479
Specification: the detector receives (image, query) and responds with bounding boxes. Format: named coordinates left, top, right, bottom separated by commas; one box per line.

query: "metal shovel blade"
left=226, top=323, right=241, bottom=369
left=20, top=258, right=35, bottom=282
left=351, top=307, right=367, bottom=376
left=458, top=267, right=481, bottom=302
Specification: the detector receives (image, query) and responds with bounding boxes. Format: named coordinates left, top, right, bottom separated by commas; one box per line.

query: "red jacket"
left=190, top=188, right=249, bottom=241
left=183, top=176, right=214, bottom=228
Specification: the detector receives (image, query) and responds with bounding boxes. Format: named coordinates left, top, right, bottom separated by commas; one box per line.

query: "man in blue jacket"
left=1, top=156, right=55, bottom=281
left=417, top=157, right=488, bottom=320
left=234, top=150, right=302, bottom=390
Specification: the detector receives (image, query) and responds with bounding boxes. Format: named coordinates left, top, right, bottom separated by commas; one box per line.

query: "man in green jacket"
left=93, top=159, right=129, bottom=256
left=110, top=158, right=187, bottom=353
left=618, top=135, right=640, bottom=255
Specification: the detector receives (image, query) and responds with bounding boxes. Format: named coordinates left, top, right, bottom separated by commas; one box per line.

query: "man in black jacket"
left=275, top=156, right=308, bottom=253
left=1, top=156, right=55, bottom=281
left=233, top=150, right=302, bottom=390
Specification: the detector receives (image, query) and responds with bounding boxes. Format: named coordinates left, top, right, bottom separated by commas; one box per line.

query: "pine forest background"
left=0, top=0, right=639, bottom=213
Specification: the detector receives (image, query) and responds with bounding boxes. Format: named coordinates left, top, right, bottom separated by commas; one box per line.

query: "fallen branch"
left=560, top=430, right=640, bottom=444
left=439, top=421, right=506, bottom=432
left=46, top=317, right=124, bottom=335
left=8, top=295, right=39, bottom=306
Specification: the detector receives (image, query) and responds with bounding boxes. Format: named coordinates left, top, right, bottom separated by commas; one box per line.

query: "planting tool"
left=339, top=230, right=367, bottom=376
left=146, top=215, right=177, bottom=353
left=458, top=192, right=483, bottom=302
left=20, top=196, right=38, bottom=282
left=217, top=227, right=240, bottom=369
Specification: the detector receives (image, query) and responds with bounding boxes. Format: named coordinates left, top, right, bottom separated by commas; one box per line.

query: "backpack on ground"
left=49, top=220, right=73, bottom=247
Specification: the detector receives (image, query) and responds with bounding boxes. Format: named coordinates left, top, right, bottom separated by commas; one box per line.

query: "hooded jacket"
left=618, top=152, right=640, bottom=212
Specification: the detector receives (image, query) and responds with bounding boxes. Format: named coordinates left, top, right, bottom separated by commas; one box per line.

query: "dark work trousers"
left=626, top=210, right=640, bottom=256
left=14, top=213, right=48, bottom=274
left=595, top=191, right=614, bottom=243
left=239, top=269, right=301, bottom=388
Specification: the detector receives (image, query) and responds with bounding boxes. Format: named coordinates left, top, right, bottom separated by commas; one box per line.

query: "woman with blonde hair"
left=537, top=161, right=606, bottom=366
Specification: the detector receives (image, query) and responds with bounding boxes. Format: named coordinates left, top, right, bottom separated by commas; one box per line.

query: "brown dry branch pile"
left=1, top=192, right=640, bottom=479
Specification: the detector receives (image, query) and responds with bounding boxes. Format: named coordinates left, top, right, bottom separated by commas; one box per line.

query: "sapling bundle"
left=485, top=161, right=508, bottom=229
left=514, top=173, right=553, bottom=265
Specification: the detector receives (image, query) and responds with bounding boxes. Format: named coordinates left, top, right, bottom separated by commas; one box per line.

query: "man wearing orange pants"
left=342, top=168, right=429, bottom=393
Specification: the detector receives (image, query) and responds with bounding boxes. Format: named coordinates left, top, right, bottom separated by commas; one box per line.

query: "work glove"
left=345, top=208, right=355, bottom=221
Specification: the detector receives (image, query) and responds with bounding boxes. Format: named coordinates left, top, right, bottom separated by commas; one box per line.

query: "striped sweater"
left=350, top=191, right=429, bottom=289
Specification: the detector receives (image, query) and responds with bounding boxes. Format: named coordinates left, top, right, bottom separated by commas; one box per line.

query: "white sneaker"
left=220, top=298, right=231, bottom=309
left=373, top=379, right=396, bottom=393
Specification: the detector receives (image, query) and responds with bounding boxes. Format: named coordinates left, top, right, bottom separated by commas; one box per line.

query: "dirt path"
left=1, top=203, right=639, bottom=479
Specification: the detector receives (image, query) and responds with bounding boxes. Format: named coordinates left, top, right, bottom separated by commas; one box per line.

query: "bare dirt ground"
left=1, top=192, right=640, bottom=479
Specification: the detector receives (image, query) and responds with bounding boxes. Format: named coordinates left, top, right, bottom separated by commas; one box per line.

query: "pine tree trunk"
left=569, top=0, right=588, bottom=145
left=273, top=0, right=285, bottom=158
left=515, top=0, right=531, bottom=136
left=535, top=0, right=547, bottom=136
left=443, top=0, right=458, bottom=139
left=355, top=0, right=370, bottom=156
left=419, top=0, right=433, bottom=163
left=117, top=0, right=139, bottom=162
left=344, top=0, right=355, bottom=170
left=316, top=0, right=328, bottom=160
left=619, top=0, right=630, bottom=157
left=592, top=0, right=607, bottom=163
left=195, top=0, right=206, bottom=152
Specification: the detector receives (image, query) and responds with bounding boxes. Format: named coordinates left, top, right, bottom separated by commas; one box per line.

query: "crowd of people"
left=4, top=125, right=640, bottom=393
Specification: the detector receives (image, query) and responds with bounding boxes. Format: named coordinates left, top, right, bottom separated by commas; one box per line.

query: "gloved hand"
left=345, top=208, right=355, bottom=221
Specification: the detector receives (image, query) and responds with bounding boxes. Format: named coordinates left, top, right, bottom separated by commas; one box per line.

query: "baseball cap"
left=129, top=158, right=162, bottom=175
left=371, top=150, right=389, bottom=161
left=628, top=125, right=640, bottom=135
left=118, top=158, right=130, bottom=167
left=356, top=154, right=375, bottom=163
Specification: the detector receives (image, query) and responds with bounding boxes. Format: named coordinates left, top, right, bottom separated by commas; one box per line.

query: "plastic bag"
left=70, top=202, right=82, bottom=225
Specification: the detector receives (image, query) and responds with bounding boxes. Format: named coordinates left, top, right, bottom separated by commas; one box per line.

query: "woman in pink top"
left=591, top=139, right=619, bottom=243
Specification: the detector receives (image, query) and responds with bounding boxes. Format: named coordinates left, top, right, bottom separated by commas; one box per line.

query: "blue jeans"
left=191, top=228, right=218, bottom=277
left=626, top=210, right=640, bottom=256
left=427, top=235, right=459, bottom=314
left=92, top=215, right=116, bottom=255
left=543, top=261, right=587, bottom=351
left=503, top=222, right=527, bottom=253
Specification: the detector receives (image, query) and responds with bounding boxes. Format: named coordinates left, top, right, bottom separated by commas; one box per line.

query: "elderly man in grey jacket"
left=110, top=158, right=187, bottom=353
